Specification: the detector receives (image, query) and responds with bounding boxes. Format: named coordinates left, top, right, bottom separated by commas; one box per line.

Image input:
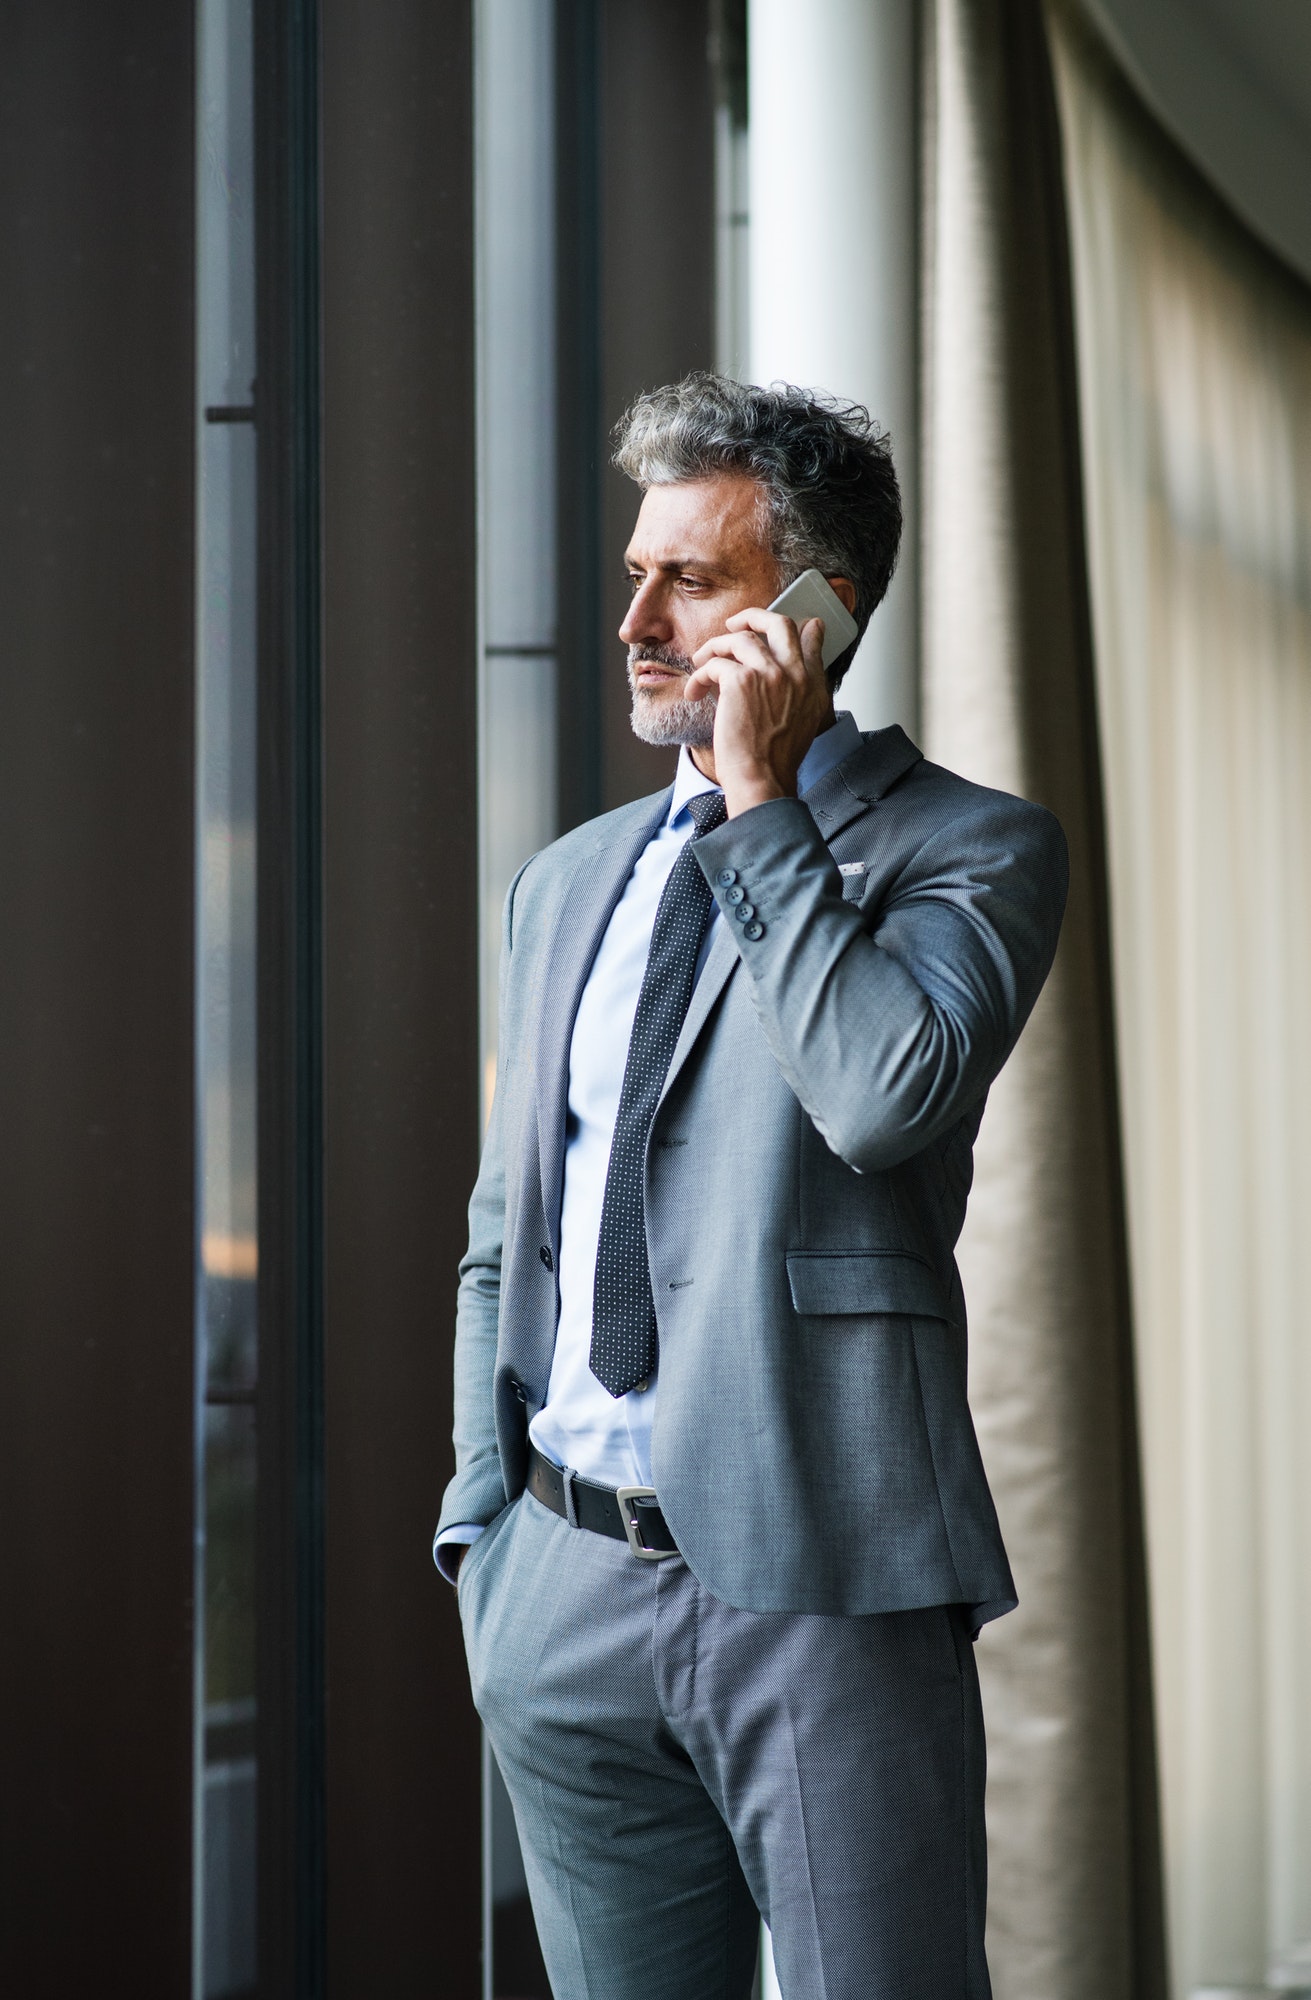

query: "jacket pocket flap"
left=786, top=1250, right=951, bottom=1320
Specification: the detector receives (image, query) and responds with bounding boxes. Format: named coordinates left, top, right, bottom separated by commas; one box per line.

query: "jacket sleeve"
left=434, top=866, right=528, bottom=1539
left=692, top=790, right=1068, bottom=1174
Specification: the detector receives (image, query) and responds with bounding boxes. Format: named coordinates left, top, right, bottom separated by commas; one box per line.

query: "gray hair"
left=613, top=372, right=901, bottom=686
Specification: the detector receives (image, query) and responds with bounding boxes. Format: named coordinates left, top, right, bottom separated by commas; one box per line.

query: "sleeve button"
left=725, top=884, right=745, bottom=905
left=717, top=867, right=738, bottom=887
left=743, top=920, right=765, bottom=941
left=734, top=902, right=755, bottom=923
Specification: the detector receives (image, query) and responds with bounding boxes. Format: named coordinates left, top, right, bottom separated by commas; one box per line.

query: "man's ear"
left=826, top=576, right=857, bottom=616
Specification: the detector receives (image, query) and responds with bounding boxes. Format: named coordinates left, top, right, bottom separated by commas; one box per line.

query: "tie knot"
left=687, top=789, right=727, bottom=837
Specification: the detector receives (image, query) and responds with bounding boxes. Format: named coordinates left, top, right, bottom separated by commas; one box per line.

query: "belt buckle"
left=615, top=1485, right=677, bottom=1562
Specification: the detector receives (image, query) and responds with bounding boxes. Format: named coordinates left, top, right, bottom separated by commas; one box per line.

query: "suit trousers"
left=459, top=1489, right=992, bottom=2000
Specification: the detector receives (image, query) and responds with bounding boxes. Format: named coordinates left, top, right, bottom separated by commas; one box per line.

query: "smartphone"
left=766, top=568, right=859, bottom=671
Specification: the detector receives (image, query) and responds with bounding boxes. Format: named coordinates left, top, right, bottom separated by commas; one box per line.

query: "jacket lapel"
left=535, top=788, right=672, bottom=1253
left=659, top=917, right=739, bottom=1107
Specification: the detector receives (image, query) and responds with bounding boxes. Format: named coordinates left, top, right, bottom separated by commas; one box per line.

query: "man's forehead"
left=625, top=474, right=767, bottom=568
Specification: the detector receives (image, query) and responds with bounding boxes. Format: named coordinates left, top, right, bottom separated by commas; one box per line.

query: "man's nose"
left=619, top=577, right=671, bottom=648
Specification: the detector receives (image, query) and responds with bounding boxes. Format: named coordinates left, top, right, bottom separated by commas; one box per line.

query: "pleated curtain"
left=920, top=3, right=1166, bottom=1995
left=1048, top=11, right=1311, bottom=1993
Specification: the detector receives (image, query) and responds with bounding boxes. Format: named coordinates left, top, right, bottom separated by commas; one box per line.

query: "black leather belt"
left=526, top=1442, right=680, bottom=1561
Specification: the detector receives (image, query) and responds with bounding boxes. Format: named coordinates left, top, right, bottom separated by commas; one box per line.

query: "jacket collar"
left=803, top=724, right=923, bottom=841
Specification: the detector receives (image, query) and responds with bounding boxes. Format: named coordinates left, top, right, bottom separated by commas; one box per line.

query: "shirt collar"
left=668, top=710, right=863, bottom=828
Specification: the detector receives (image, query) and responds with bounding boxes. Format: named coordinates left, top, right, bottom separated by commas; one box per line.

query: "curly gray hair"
left=613, top=372, right=901, bottom=686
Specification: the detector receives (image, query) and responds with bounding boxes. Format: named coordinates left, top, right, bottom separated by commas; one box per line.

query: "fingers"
left=681, top=658, right=722, bottom=704
left=689, top=628, right=778, bottom=672
left=684, top=627, right=788, bottom=707
left=686, top=614, right=828, bottom=706
left=724, top=605, right=807, bottom=655
left=691, top=606, right=799, bottom=663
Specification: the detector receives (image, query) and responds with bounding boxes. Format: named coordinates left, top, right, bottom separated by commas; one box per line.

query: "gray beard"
left=626, top=653, right=717, bottom=749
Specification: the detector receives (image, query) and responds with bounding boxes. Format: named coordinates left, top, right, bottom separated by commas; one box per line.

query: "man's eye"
left=626, top=573, right=643, bottom=593
left=679, top=575, right=708, bottom=591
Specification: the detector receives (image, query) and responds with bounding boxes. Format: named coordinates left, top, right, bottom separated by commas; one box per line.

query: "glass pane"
left=195, top=0, right=257, bottom=1992
left=202, top=1403, right=258, bottom=1995
left=476, top=2, right=557, bottom=1993
left=477, top=0, right=558, bottom=1116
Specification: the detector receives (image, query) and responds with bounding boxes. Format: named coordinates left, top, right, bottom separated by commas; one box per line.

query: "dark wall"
left=598, top=0, right=718, bottom=812
left=0, top=6, right=196, bottom=1993
left=558, top=0, right=718, bottom=826
left=320, top=1, right=482, bottom=1990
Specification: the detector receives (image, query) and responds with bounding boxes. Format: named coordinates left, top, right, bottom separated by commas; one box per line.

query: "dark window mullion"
left=253, top=0, right=324, bottom=1994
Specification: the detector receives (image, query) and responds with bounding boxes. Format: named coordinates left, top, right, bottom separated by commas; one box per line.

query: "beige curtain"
left=1048, top=12, right=1311, bottom=1996
left=921, top=3, right=1165, bottom=1995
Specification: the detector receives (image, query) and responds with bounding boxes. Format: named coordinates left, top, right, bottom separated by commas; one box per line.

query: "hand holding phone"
left=683, top=568, right=852, bottom=817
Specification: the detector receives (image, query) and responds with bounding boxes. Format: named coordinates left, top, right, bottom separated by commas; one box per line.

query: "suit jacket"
left=437, top=725, right=1068, bottom=1624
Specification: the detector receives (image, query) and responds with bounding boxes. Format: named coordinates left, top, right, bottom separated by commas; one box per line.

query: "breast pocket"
left=785, top=1249, right=953, bottom=1321
left=838, top=862, right=868, bottom=903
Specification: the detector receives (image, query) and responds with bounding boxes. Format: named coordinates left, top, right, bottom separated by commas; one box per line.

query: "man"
left=435, top=375, right=1067, bottom=1999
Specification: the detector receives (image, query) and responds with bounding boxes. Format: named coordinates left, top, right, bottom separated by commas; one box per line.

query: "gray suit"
left=440, top=724, right=1067, bottom=1996
left=439, top=725, right=1066, bottom=1621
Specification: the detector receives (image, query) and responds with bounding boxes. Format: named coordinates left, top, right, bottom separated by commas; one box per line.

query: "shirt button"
left=539, top=1244, right=554, bottom=1271
left=724, top=884, right=745, bottom=905
left=743, top=920, right=765, bottom=941
left=717, top=867, right=738, bottom=887
left=734, top=902, right=755, bottom=923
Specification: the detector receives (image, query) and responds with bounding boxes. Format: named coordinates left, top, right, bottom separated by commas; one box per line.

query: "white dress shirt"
left=436, top=712, right=862, bottom=1567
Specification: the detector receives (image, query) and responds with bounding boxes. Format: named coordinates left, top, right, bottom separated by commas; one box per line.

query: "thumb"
left=799, top=616, right=827, bottom=677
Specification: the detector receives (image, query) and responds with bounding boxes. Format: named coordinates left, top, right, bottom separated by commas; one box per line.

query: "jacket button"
left=724, top=883, right=745, bottom=905
left=540, top=1244, right=554, bottom=1271
left=717, top=867, right=738, bottom=887
left=513, top=1381, right=527, bottom=1403
left=734, top=902, right=755, bottom=923
left=743, top=920, right=765, bottom=941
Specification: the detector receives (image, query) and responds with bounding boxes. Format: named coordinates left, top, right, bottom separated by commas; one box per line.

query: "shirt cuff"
left=433, top=1522, right=484, bottom=1586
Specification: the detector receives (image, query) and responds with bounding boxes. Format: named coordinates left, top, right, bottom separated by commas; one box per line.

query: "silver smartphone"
left=766, top=567, right=859, bottom=671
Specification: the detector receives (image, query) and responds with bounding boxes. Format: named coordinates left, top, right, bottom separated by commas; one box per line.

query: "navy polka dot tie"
left=590, top=788, right=728, bottom=1398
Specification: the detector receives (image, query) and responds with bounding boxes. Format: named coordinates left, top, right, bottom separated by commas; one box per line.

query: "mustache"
left=628, top=643, right=696, bottom=676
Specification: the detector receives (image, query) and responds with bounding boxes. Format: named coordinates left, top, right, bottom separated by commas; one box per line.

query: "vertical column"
left=748, top=0, right=920, bottom=733
left=319, top=0, right=482, bottom=1991
left=712, top=1, right=750, bottom=382
left=0, top=3, right=197, bottom=1991
left=555, top=0, right=718, bottom=824
left=597, top=0, right=717, bottom=811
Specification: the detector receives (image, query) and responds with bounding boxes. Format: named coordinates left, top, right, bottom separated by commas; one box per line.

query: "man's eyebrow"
left=623, top=554, right=733, bottom=577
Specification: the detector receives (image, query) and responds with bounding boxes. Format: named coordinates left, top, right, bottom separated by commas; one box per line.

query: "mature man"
left=435, top=375, right=1067, bottom=1999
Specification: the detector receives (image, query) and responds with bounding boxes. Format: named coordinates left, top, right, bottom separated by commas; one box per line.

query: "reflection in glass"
left=476, top=3, right=557, bottom=1995
left=194, top=0, right=258, bottom=1993
left=202, top=1404, right=257, bottom=1993
left=477, top=0, right=559, bottom=1122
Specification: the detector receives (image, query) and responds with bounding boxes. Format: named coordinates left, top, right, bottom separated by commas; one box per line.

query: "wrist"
left=721, top=771, right=793, bottom=818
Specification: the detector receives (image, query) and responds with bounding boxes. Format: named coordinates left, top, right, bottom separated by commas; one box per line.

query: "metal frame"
left=254, top=0, right=326, bottom=1991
